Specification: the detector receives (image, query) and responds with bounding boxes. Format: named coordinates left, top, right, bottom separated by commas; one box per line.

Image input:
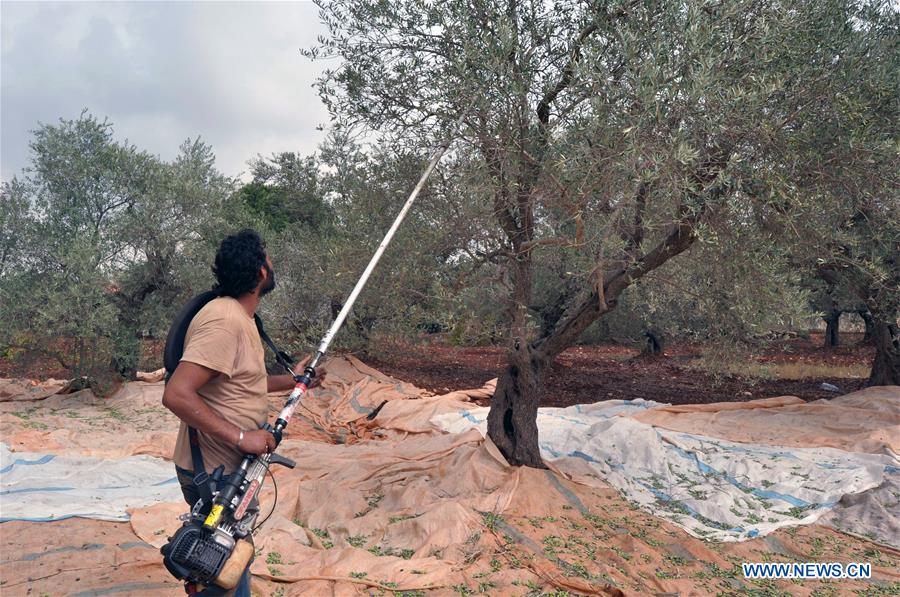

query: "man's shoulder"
left=191, top=296, right=244, bottom=330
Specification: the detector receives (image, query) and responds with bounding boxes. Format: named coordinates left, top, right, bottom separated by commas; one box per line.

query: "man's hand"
left=238, top=428, right=277, bottom=455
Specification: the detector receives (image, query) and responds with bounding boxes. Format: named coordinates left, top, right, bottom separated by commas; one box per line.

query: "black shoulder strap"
left=188, top=426, right=213, bottom=504
left=254, top=314, right=298, bottom=378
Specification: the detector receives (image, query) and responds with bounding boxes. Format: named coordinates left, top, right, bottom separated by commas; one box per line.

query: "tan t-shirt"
left=172, top=296, right=268, bottom=474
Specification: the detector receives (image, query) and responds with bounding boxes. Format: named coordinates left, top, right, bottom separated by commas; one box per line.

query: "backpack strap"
left=164, top=290, right=220, bottom=381
left=254, top=314, right=299, bottom=380
left=187, top=426, right=213, bottom=505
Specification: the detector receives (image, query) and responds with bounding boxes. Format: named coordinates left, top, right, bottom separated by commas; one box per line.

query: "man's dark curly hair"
left=212, top=229, right=267, bottom=298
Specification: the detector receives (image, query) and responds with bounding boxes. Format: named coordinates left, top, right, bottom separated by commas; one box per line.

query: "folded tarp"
left=0, top=442, right=183, bottom=522
left=432, top=399, right=898, bottom=545
left=631, top=386, right=900, bottom=455
left=0, top=378, right=69, bottom=402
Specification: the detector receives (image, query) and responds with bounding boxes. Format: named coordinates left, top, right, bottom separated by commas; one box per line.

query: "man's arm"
left=163, top=362, right=275, bottom=455
left=267, top=374, right=296, bottom=393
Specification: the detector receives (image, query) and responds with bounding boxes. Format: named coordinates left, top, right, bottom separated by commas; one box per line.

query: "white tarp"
left=432, top=400, right=899, bottom=544
left=0, top=443, right=183, bottom=522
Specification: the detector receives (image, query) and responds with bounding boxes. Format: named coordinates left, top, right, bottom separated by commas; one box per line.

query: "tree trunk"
left=868, top=320, right=900, bottom=386
left=823, top=310, right=840, bottom=348
left=486, top=344, right=547, bottom=468
left=859, top=310, right=876, bottom=344
left=644, top=330, right=664, bottom=354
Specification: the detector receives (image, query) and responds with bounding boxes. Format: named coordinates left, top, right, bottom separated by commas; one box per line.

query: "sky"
left=1, top=1, right=332, bottom=182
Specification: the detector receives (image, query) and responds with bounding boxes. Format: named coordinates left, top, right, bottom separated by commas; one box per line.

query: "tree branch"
left=535, top=0, right=638, bottom=128
left=536, top=182, right=725, bottom=359
left=622, top=180, right=649, bottom=255
left=536, top=22, right=598, bottom=127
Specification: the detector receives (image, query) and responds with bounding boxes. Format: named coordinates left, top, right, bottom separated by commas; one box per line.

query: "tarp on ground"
left=631, top=387, right=900, bottom=455
left=0, top=378, right=69, bottom=402
left=431, top=400, right=899, bottom=546
left=0, top=442, right=182, bottom=522
left=2, top=358, right=899, bottom=595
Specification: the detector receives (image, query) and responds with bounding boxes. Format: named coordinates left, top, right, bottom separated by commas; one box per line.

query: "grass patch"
left=265, top=552, right=283, bottom=565
left=481, top=511, right=505, bottom=530
left=311, top=528, right=333, bottom=549
left=610, top=546, right=632, bottom=561
left=564, top=561, right=591, bottom=579
left=348, top=534, right=367, bottom=548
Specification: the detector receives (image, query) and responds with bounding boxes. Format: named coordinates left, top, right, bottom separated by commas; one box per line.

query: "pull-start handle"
left=268, top=453, right=296, bottom=469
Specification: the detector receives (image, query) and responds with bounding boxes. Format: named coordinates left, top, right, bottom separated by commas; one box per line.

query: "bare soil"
left=1, top=332, right=874, bottom=407
left=365, top=332, right=874, bottom=407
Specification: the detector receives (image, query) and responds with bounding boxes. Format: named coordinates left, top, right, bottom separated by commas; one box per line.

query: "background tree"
left=771, top=2, right=899, bottom=384
left=1, top=112, right=154, bottom=381
left=581, top=231, right=810, bottom=355
left=0, top=112, right=246, bottom=386
left=240, top=151, right=333, bottom=233
left=109, top=138, right=245, bottom=377
left=309, top=0, right=897, bottom=466
left=804, top=275, right=871, bottom=349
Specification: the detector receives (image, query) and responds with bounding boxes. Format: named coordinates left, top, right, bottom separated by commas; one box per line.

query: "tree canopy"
left=309, top=0, right=900, bottom=465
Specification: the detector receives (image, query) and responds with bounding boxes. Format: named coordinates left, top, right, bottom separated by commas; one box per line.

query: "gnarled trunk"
left=868, top=320, right=900, bottom=386
left=486, top=345, right=546, bottom=468
left=823, top=309, right=840, bottom=347
left=644, top=329, right=664, bottom=354
left=859, top=310, right=876, bottom=344
left=485, top=198, right=708, bottom=468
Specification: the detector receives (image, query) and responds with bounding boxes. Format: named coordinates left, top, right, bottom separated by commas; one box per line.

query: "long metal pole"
left=311, top=133, right=455, bottom=367
left=273, top=118, right=462, bottom=428
left=208, top=121, right=464, bottom=531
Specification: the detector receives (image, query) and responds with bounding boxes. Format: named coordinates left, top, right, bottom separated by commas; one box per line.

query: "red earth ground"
left=1, top=332, right=874, bottom=406
left=365, top=332, right=874, bottom=407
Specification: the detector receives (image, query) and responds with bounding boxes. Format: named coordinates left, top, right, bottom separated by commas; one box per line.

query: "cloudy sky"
left=1, top=1, right=332, bottom=182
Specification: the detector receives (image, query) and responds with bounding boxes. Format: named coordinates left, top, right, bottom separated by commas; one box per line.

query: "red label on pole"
left=235, top=479, right=260, bottom=519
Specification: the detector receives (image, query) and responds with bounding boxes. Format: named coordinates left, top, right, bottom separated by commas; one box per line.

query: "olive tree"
left=772, top=4, right=899, bottom=383
left=0, top=112, right=244, bottom=383
left=0, top=112, right=155, bottom=379
left=310, top=0, right=896, bottom=466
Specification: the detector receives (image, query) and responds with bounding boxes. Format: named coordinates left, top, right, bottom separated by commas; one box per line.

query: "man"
left=162, top=229, right=317, bottom=596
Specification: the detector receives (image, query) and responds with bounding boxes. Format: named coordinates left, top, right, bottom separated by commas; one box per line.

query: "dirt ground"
left=366, top=333, right=874, bottom=407
left=1, top=338, right=896, bottom=597
left=2, top=332, right=874, bottom=407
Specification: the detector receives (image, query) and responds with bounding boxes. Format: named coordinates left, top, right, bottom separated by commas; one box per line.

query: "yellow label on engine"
left=204, top=504, right=224, bottom=528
